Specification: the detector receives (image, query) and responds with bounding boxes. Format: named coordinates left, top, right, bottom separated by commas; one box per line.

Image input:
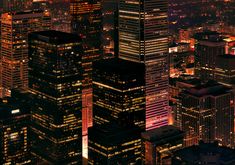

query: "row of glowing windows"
left=91, top=140, right=141, bottom=152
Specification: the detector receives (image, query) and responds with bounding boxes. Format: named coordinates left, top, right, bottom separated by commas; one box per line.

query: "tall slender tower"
left=119, top=0, right=169, bottom=130
left=70, top=0, right=102, bottom=88
left=70, top=0, right=102, bottom=159
left=28, top=31, right=83, bottom=164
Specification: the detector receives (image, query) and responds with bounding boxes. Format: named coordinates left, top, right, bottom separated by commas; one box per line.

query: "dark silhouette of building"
left=28, top=30, right=83, bottom=164
left=93, top=58, right=145, bottom=129
left=88, top=123, right=142, bottom=164
left=89, top=58, right=145, bottom=164
left=169, top=76, right=201, bottom=129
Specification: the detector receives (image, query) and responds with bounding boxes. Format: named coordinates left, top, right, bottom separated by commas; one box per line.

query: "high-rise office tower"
left=169, top=77, right=201, bottom=129
left=141, top=125, right=184, bottom=165
left=28, top=31, right=83, bottom=164
left=194, top=31, right=225, bottom=81
left=180, top=82, right=234, bottom=148
left=1, top=10, right=51, bottom=95
left=70, top=0, right=102, bottom=159
left=2, top=0, right=32, bottom=12
left=89, top=58, right=144, bottom=164
left=93, top=58, right=145, bottom=129
left=88, top=123, right=142, bottom=164
left=119, top=0, right=169, bottom=130
left=0, top=98, right=30, bottom=164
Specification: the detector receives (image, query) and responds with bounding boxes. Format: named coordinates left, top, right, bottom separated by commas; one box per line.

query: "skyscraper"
left=28, top=31, right=83, bottom=164
left=88, top=58, right=144, bottom=164
left=1, top=10, right=51, bottom=95
left=180, top=82, right=234, bottom=148
left=70, top=0, right=102, bottom=88
left=93, top=58, right=145, bottom=129
left=194, top=31, right=225, bottom=81
left=119, top=0, right=169, bottom=130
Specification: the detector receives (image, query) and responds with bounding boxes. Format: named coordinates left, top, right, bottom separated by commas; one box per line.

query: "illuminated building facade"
left=119, top=0, right=169, bottom=130
left=180, top=82, right=234, bottom=148
left=169, top=42, right=194, bottom=77
left=141, top=125, right=184, bottom=165
left=70, top=0, right=102, bottom=156
left=169, top=77, right=201, bottom=129
left=194, top=31, right=225, bottom=81
left=93, top=58, right=145, bottom=129
left=1, top=10, right=51, bottom=95
left=88, top=123, right=142, bottom=164
left=28, top=31, right=82, bottom=164
left=215, top=54, right=235, bottom=86
left=0, top=98, right=30, bottom=164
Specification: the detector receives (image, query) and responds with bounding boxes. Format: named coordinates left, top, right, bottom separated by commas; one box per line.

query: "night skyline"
left=1, top=0, right=235, bottom=164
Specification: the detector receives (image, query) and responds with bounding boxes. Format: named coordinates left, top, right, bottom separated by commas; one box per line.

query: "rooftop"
left=141, top=125, right=184, bottom=142
left=93, top=58, right=145, bottom=75
left=89, top=123, right=141, bottom=147
left=187, top=81, right=232, bottom=97
left=29, top=30, right=81, bottom=44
